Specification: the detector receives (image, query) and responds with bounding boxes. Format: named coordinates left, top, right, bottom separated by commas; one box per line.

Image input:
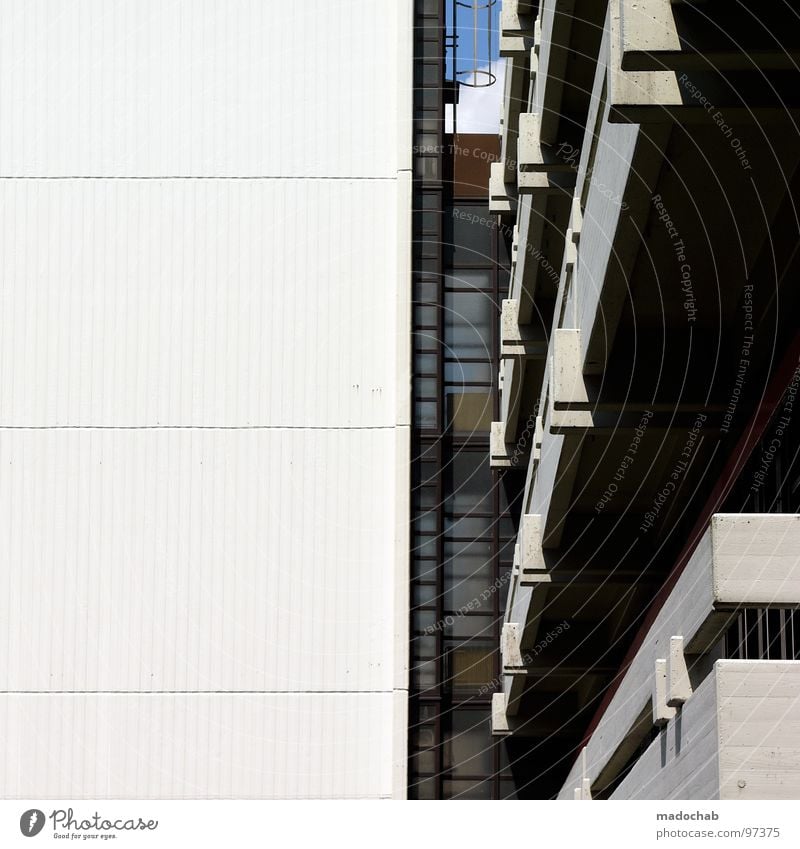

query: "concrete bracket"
left=519, top=112, right=579, bottom=173
left=489, top=162, right=518, bottom=216
left=500, top=34, right=530, bottom=59
left=564, top=237, right=577, bottom=276
left=519, top=513, right=546, bottom=577
left=500, top=299, right=548, bottom=360
left=570, top=197, right=583, bottom=245
left=574, top=748, right=593, bottom=800
left=491, top=421, right=526, bottom=468
left=501, top=0, right=536, bottom=39
left=666, top=635, right=693, bottom=706
left=653, top=658, right=677, bottom=725
left=552, top=329, right=590, bottom=410
left=491, top=692, right=512, bottom=736
left=502, top=622, right=526, bottom=674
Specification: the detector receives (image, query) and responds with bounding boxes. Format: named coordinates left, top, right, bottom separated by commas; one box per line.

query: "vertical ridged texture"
left=0, top=180, right=398, bottom=427
left=0, top=1, right=400, bottom=177
left=0, top=0, right=411, bottom=798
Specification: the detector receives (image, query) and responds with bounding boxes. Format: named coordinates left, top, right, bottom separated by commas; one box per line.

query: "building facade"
left=408, top=0, right=548, bottom=800
left=0, top=1, right=412, bottom=799
left=489, top=0, right=800, bottom=799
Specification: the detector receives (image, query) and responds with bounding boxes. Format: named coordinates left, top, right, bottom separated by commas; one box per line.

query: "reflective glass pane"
left=418, top=211, right=439, bottom=233
left=410, top=750, right=437, bottom=774
left=447, top=390, right=492, bottom=435
left=445, top=269, right=492, bottom=290
left=500, top=780, right=517, bottom=800
left=443, top=541, right=493, bottom=609
left=415, top=280, right=438, bottom=302
left=415, top=486, right=437, bottom=508
left=499, top=516, right=517, bottom=538
left=414, top=378, right=438, bottom=399
left=413, top=583, right=438, bottom=607
left=415, top=156, right=439, bottom=180
left=445, top=615, right=493, bottom=638
left=415, top=305, right=437, bottom=327
left=413, top=610, right=437, bottom=633
left=448, top=207, right=493, bottom=265
left=444, top=291, right=493, bottom=358
left=444, top=710, right=495, bottom=777
left=410, top=724, right=437, bottom=751
left=446, top=452, right=492, bottom=512
left=412, top=559, right=437, bottom=580
left=411, top=661, right=437, bottom=690
left=414, top=512, right=437, bottom=533
left=445, top=361, right=493, bottom=382
left=448, top=641, right=495, bottom=694
left=445, top=514, right=492, bottom=538
left=412, top=635, right=437, bottom=660
left=415, top=401, right=437, bottom=428
left=414, top=353, right=437, bottom=374
left=410, top=777, right=437, bottom=799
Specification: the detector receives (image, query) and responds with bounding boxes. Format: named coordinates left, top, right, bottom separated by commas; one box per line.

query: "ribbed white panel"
left=0, top=1, right=404, bottom=177
left=0, top=179, right=399, bottom=428
left=0, top=428, right=398, bottom=692
left=0, top=693, right=394, bottom=799
left=0, top=0, right=412, bottom=799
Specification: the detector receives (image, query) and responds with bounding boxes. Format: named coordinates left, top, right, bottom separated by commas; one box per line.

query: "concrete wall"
left=558, top=516, right=800, bottom=799
left=0, top=0, right=412, bottom=799
left=612, top=661, right=800, bottom=800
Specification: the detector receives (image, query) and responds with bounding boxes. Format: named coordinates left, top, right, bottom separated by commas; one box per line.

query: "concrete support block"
left=620, top=0, right=800, bottom=72
left=666, top=635, right=692, bottom=707
left=501, top=0, right=536, bottom=38
left=608, top=1, right=685, bottom=123
left=490, top=421, right=517, bottom=468
left=500, top=35, right=530, bottom=59
left=517, top=168, right=576, bottom=196
left=570, top=197, right=582, bottom=245
left=500, top=299, right=548, bottom=360
left=502, top=623, right=525, bottom=675
left=518, top=113, right=578, bottom=173
left=489, top=162, right=518, bottom=216
left=518, top=514, right=547, bottom=584
left=491, top=692, right=511, bottom=736
left=552, top=329, right=591, bottom=411
left=653, top=658, right=677, bottom=726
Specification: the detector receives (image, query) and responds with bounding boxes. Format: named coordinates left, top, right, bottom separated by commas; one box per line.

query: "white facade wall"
left=0, top=0, right=412, bottom=799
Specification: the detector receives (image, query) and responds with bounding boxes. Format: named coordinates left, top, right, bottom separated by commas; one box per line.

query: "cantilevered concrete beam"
left=620, top=0, right=800, bottom=72
left=501, top=299, right=549, bottom=361
left=501, top=0, right=537, bottom=39
left=551, top=329, right=724, bottom=419
left=609, top=2, right=800, bottom=123
left=558, top=513, right=800, bottom=799
left=489, top=161, right=518, bottom=217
